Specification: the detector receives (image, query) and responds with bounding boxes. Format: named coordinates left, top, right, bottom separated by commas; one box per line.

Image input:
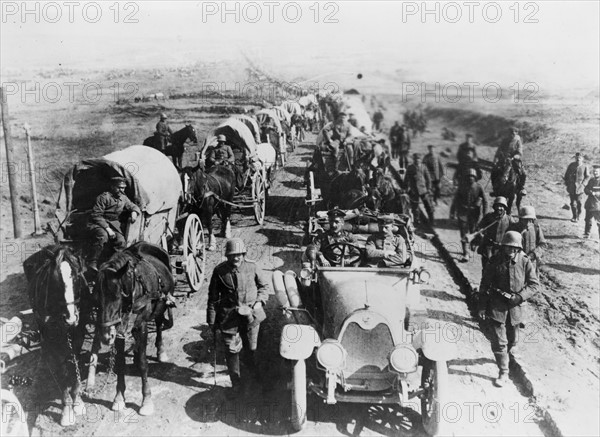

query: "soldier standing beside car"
left=583, top=165, right=600, bottom=239
left=423, top=144, right=445, bottom=205
left=478, top=231, right=540, bottom=387
left=207, top=238, right=270, bottom=395
left=450, top=168, right=487, bottom=262
left=563, top=152, right=590, bottom=222
left=406, top=153, right=435, bottom=225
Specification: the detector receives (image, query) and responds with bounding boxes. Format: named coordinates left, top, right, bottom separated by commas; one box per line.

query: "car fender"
left=412, top=327, right=457, bottom=362
left=280, top=324, right=321, bottom=360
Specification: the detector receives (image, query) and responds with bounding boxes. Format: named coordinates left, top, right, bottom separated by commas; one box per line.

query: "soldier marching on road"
left=207, top=238, right=271, bottom=396
left=563, top=152, right=591, bottom=222
left=478, top=231, right=540, bottom=387
left=583, top=165, right=600, bottom=239
left=450, top=168, right=487, bottom=262
left=423, top=144, right=445, bottom=205
left=471, top=196, right=519, bottom=272
left=406, top=153, right=435, bottom=226
left=513, top=206, right=546, bottom=273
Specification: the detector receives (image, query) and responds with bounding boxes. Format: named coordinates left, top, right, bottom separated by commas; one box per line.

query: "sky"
left=1, top=1, right=599, bottom=92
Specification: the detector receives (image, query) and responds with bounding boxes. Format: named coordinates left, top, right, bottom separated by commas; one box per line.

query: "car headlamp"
left=389, top=345, right=419, bottom=373
left=418, top=269, right=431, bottom=284
left=316, top=340, right=346, bottom=370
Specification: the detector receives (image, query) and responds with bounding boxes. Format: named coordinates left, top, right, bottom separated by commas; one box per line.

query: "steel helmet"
left=217, top=134, right=227, bottom=142
left=501, top=231, right=523, bottom=248
left=493, top=197, right=508, bottom=208
left=160, top=113, right=167, bottom=120
left=467, top=168, right=478, bottom=178
left=225, top=238, right=246, bottom=256
left=519, top=206, right=536, bottom=220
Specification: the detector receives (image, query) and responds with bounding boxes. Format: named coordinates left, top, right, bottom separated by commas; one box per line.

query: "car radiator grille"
left=340, top=322, right=394, bottom=379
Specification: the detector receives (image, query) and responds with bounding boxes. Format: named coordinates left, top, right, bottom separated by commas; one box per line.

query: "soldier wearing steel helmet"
left=478, top=231, right=540, bottom=387
left=155, top=113, right=173, bottom=151
left=450, top=168, right=487, bottom=262
left=206, top=134, right=235, bottom=169
left=207, top=238, right=271, bottom=394
left=511, top=206, right=546, bottom=273
left=471, top=196, right=519, bottom=271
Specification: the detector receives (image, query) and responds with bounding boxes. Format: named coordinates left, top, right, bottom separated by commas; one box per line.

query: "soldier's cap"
left=466, top=133, right=473, bottom=138
left=511, top=127, right=519, bottom=133
left=573, top=152, right=581, bottom=158
left=337, top=111, right=347, bottom=117
left=377, top=214, right=395, bottom=225
left=327, top=209, right=346, bottom=219
left=413, top=153, right=422, bottom=159
left=427, top=144, right=434, bottom=149
left=110, top=176, right=127, bottom=186
left=216, top=134, right=226, bottom=142
left=593, top=164, right=600, bottom=169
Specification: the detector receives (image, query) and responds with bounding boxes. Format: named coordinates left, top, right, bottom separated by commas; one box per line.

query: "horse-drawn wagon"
left=256, top=108, right=288, bottom=166
left=53, top=145, right=206, bottom=292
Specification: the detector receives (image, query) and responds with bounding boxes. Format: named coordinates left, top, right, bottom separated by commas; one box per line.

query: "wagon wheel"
left=182, top=213, right=206, bottom=293
left=252, top=171, right=266, bottom=225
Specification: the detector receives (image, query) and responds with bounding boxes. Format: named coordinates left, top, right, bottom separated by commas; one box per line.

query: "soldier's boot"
left=584, top=222, right=592, bottom=238
left=226, top=352, right=242, bottom=397
left=493, top=352, right=510, bottom=387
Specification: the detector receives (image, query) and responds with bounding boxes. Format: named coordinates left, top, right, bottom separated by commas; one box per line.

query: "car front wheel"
left=421, top=358, right=449, bottom=436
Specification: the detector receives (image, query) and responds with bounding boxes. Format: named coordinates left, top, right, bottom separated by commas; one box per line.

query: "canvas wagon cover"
left=231, top=115, right=261, bottom=143
left=256, top=109, right=283, bottom=133
left=57, top=146, right=182, bottom=216
left=202, top=118, right=257, bottom=159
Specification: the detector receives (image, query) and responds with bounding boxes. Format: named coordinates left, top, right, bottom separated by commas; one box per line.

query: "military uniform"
left=450, top=179, right=487, bottom=257
left=365, top=233, right=412, bottom=267
left=514, top=221, right=546, bottom=272
left=423, top=150, right=444, bottom=204
left=155, top=120, right=173, bottom=151
left=457, top=139, right=478, bottom=164
left=583, top=173, right=600, bottom=238
left=475, top=212, right=518, bottom=270
left=564, top=160, right=590, bottom=221
left=478, top=250, right=539, bottom=381
left=206, top=143, right=235, bottom=168
left=87, top=191, right=141, bottom=266
left=207, top=258, right=270, bottom=389
left=495, top=132, right=526, bottom=190
left=454, top=157, right=483, bottom=186
left=406, top=162, right=434, bottom=224
left=319, top=121, right=353, bottom=172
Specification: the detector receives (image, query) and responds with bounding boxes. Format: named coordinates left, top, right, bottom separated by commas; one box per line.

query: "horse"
left=182, top=163, right=243, bottom=251
left=143, top=124, right=198, bottom=169
left=23, top=245, right=100, bottom=426
left=491, top=158, right=522, bottom=213
left=96, top=242, right=174, bottom=416
left=327, top=165, right=368, bottom=210
left=370, top=166, right=413, bottom=221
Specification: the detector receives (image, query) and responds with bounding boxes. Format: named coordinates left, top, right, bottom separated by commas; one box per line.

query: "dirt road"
left=1, top=133, right=549, bottom=437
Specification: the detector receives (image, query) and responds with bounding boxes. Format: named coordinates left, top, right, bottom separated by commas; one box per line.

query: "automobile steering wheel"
left=321, top=242, right=364, bottom=267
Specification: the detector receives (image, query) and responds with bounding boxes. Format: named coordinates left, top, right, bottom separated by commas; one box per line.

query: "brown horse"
left=182, top=163, right=244, bottom=250
left=23, top=245, right=100, bottom=426
left=96, top=242, right=174, bottom=416
left=143, top=124, right=198, bottom=169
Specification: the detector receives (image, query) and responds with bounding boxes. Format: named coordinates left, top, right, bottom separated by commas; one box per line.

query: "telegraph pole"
left=0, top=87, right=22, bottom=238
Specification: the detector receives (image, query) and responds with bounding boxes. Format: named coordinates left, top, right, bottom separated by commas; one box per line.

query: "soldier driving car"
left=306, top=209, right=356, bottom=267
left=365, top=215, right=412, bottom=267
left=478, top=231, right=540, bottom=387
left=86, top=177, right=141, bottom=273
left=207, top=238, right=270, bottom=395
left=206, top=134, right=235, bottom=169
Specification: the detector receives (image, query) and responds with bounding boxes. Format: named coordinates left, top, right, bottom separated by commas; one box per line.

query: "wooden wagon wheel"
left=182, top=213, right=206, bottom=293
left=252, top=170, right=266, bottom=225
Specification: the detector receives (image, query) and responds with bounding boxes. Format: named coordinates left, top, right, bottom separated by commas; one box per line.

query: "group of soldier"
left=89, top=109, right=599, bottom=395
